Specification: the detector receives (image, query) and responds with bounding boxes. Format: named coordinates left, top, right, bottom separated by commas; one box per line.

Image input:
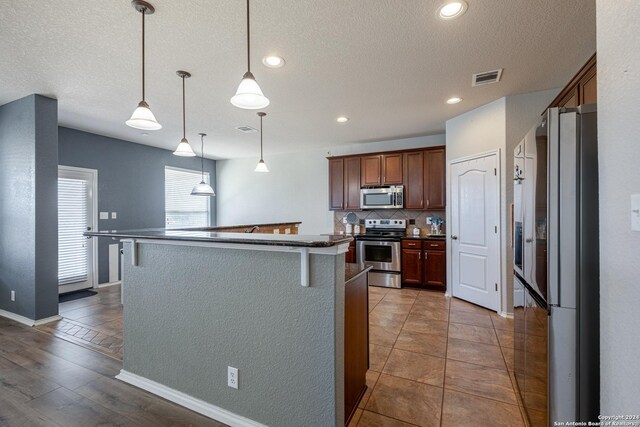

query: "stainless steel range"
left=356, top=219, right=406, bottom=288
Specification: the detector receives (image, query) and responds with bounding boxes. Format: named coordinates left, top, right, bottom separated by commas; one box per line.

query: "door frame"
left=446, top=149, right=502, bottom=313
left=58, top=165, right=99, bottom=292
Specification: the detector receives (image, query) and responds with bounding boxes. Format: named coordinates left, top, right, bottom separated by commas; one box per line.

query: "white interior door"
left=450, top=153, right=500, bottom=311
left=58, top=166, right=97, bottom=294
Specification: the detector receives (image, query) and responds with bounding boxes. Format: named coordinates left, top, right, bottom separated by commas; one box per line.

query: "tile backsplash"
left=333, top=209, right=446, bottom=236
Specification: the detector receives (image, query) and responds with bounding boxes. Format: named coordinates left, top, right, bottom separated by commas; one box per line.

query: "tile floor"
left=350, top=286, right=524, bottom=427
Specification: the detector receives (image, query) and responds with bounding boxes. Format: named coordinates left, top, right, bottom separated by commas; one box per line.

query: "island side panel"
left=122, top=242, right=345, bottom=427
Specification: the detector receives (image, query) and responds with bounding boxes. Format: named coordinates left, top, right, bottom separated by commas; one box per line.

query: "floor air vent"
left=472, top=69, right=503, bottom=86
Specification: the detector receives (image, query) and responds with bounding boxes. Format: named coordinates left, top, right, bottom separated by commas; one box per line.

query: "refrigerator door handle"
left=547, top=108, right=560, bottom=306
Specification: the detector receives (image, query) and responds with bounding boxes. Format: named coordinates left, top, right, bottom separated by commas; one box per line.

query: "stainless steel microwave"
left=360, top=185, right=404, bottom=209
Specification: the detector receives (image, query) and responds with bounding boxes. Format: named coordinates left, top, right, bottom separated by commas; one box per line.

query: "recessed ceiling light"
left=336, top=116, right=349, bottom=123
left=262, top=56, right=285, bottom=68
left=438, top=1, right=468, bottom=20
left=446, top=97, right=463, bottom=104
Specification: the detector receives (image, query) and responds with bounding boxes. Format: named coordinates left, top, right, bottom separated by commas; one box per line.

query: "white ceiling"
left=0, top=0, right=595, bottom=159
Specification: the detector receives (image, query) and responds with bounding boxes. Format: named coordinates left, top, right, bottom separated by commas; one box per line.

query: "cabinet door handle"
left=430, top=244, right=439, bottom=247
left=408, top=243, right=417, bottom=246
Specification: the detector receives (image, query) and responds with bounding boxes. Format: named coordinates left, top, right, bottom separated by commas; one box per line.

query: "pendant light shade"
left=192, top=133, right=215, bottom=196
left=126, top=1, right=161, bottom=130
left=173, top=71, right=196, bottom=157
left=254, top=112, right=269, bottom=173
left=231, top=0, right=269, bottom=110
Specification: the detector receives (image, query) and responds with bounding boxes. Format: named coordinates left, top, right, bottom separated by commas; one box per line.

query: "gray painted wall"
left=58, top=127, right=217, bottom=284
left=597, top=0, right=640, bottom=413
left=0, top=94, right=59, bottom=320
left=123, top=242, right=345, bottom=426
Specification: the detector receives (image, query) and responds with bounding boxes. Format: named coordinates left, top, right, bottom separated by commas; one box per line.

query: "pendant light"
left=173, top=71, right=196, bottom=157
left=191, top=133, right=215, bottom=196
left=230, top=0, right=270, bottom=110
left=126, top=1, right=162, bottom=130
left=254, top=112, right=269, bottom=172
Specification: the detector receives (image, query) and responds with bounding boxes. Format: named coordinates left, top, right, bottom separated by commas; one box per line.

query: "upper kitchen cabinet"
left=328, top=146, right=445, bottom=211
left=361, top=155, right=382, bottom=186
left=548, top=53, right=596, bottom=110
left=424, top=149, right=446, bottom=210
left=404, top=151, right=425, bottom=209
left=344, top=157, right=361, bottom=210
left=329, top=158, right=345, bottom=210
left=360, top=154, right=403, bottom=186
left=382, top=154, right=403, bottom=185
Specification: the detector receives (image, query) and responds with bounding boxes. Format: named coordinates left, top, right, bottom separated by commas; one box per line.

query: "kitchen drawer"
left=402, top=239, right=422, bottom=249
left=423, top=240, right=446, bottom=251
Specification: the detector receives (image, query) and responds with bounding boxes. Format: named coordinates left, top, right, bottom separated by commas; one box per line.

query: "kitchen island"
left=86, top=228, right=357, bottom=427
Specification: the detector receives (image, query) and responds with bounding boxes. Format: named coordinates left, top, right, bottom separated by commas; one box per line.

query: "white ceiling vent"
left=235, top=125, right=258, bottom=133
left=472, top=69, right=503, bottom=86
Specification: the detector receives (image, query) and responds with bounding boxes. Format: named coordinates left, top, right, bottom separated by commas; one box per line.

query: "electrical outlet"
left=426, top=217, right=433, bottom=225
left=228, top=366, right=238, bottom=389
left=100, top=212, right=109, bottom=220
left=11, top=290, right=15, bottom=301
left=342, top=216, right=348, bottom=224
left=111, top=212, right=117, bottom=219
left=273, top=229, right=280, bottom=234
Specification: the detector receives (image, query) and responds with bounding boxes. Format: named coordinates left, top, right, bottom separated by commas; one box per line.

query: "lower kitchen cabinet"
left=345, top=240, right=356, bottom=263
left=401, top=239, right=446, bottom=291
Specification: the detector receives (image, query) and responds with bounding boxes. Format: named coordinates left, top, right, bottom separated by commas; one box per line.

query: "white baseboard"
left=98, top=281, right=121, bottom=289
left=0, top=310, right=62, bottom=327
left=498, top=311, right=514, bottom=319
left=116, top=370, right=267, bottom=427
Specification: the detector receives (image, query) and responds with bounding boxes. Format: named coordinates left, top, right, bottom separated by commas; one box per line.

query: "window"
left=165, top=166, right=211, bottom=229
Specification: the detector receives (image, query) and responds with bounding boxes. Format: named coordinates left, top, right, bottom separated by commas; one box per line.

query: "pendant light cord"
left=246, top=0, right=251, bottom=73
left=182, top=76, right=186, bottom=139
left=141, top=7, right=146, bottom=101
left=201, top=134, right=205, bottom=181
left=259, top=113, right=263, bottom=160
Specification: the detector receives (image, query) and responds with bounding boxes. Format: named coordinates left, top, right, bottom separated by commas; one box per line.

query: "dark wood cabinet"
left=424, top=249, right=446, bottom=288
left=548, top=53, right=597, bottom=110
left=328, top=146, right=446, bottom=211
left=424, top=149, right=446, bottom=210
left=329, top=158, right=345, bottom=210
left=401, top=239, right=446, bottom=291
left=382, top=154, right=403, bottom=185
left=401, top=248, right=422, bottom=285
left=361, top=155, right=382, bottom=186
left=404, top=151, right=424, bottom=209
left=344, top=157, right=361, bottom=210
left=345, top=240, right=356, bottom=264
left=344, top=268, right=369, bottom=424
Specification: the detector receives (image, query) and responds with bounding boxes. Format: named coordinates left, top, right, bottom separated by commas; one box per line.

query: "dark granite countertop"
left=402, top=234, right=446, bottom=240
left=345, top=264, right=373, bottom=282
left=85, top=228, right=353, bottom=248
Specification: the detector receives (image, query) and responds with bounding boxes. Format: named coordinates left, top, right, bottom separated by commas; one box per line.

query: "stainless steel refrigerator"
left=513, top=105, right=599, bottom=426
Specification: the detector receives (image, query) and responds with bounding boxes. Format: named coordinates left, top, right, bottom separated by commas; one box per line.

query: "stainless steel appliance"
left=356, top=219, right=406, bottom=288
left=360, top=185, right=404, bottom=210
left=513, top=105, right=599, bottom=426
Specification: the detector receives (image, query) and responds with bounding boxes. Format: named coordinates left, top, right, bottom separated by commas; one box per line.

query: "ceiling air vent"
left=235, top=125, right=258, bottom=133
left=472, top=69, right=503, bottom=87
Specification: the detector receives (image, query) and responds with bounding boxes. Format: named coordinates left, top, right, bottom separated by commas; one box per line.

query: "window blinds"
left=58, top=177, right=89, bottom=285
left=165, top=167, right=210, bottom=229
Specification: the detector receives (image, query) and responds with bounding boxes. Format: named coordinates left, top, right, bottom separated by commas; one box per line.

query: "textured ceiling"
left=0, top=0, right=595, bottom=159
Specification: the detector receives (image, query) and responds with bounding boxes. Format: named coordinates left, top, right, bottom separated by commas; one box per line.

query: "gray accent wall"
left=123, top=242, right=345, bottom=426
left=58, top=127, right=216, bottom=284
left=0, top=94, right=59, bottom=320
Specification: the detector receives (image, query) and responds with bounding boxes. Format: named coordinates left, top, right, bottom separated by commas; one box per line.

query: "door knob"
left=525, top=238, right=533, bottom=243
left=451, top=235, right=458, bottom=240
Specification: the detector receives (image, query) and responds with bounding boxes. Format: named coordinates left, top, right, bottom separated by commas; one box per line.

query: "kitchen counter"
left=345, top=263, right=372, bottom=282
left=184, top=221, right=301, bottom=234
left=86, top=228, right=352, bottom=248
left=402, top=234, right=447, bottom=240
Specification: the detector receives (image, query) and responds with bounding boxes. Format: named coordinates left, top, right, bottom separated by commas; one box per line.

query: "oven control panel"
left=365, top=219, right=407, bottom=229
